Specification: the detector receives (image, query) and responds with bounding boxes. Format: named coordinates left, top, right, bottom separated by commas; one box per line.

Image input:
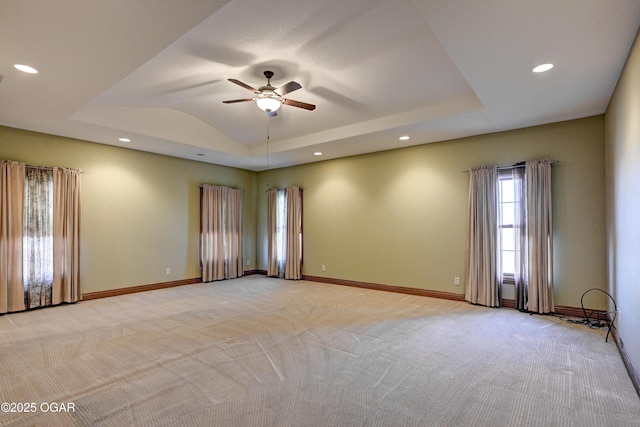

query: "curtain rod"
left=25, top=164, right=86, bottom=174
left=200, top=184, right=243, bottom=190
left=3, top=159, right=85, bottom=173
left=462, top=160, right=558, bottom=173
left=265, top=186, right=304, bottom=192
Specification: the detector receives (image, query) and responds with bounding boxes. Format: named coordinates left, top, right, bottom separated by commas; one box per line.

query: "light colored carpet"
left=0, top=276, right=638, bottom=426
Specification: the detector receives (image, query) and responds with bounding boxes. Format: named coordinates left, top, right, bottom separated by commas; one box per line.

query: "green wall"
left=605, top=28, right=640, bottom=378
left=0, top=126, right=258, bottom=294
left=258, top=116, right=607, bottom=309
left=1, top=114, right=607, bottom=310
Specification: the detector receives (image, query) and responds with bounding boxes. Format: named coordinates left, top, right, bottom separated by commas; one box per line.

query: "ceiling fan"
left=222, top=71, right=316, bottom=117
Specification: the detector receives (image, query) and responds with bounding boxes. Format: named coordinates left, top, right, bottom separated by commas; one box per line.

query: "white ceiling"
left=1, top=0, right=639, bottom=171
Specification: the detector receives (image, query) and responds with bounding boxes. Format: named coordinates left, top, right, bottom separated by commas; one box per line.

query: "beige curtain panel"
left=525, top=159, right=554, bottom=314
left=200, top=185, right=243, bottom=282
left=52, top=167, right=82, bottom=304
left=0, top=161, right=26, bottom=314
left=225, top=187, right=243, bottom=279
left=465, top=165, right=501, bottom=307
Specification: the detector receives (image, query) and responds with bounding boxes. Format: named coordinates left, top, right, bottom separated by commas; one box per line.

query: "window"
left=23, top=168, right=54, bottom=308
left=467, top=160, right=553, bottom=312
left=498, top=169, right=523, bottom=285
left=274, top=189, right=287, bottom=270
left=268, top=186, right=302, bottom=279
left=0, top=161, right=81, bottom=314
left=273, top=188, right=302, bottom=275
left=200, top=185, right=243, bottom=282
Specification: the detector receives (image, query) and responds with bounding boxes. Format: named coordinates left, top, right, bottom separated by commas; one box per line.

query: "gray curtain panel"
left=525, top=159, right=554, bottom=313
left=511, top=166, right=528, bottom=311
left=465, top=165, right=500, bottom=307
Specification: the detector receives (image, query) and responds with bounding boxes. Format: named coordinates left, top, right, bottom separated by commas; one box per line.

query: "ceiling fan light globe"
left=255, top=94, right=282, bottom=113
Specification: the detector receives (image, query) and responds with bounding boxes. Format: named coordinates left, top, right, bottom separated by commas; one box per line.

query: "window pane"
left=501, top=202, right=515, bottom=225
left=500, top=180, right=515, bottom=202
left=502, top=251, right=515, bottom=274
left=276, top=191, right=286, bottom=263
left=501, top=228, right=515, bottom=251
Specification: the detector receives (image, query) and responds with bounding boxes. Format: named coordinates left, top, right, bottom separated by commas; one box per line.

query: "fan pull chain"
left=266, top=122, right=270, bottom=189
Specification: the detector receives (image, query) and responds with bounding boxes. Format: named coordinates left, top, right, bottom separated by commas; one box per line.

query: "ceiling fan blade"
left=275, top=81, right=302, bottom=96
left=228, top=79, right=258, bottom=93
left=222, top=98, right=254, bottom=104
left=283, top=98, right=316, bottom=110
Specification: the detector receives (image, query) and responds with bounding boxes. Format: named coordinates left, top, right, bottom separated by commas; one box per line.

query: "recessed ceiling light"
left=14, top=64, right=38, bottom=74
left=532, top=63, right=554, bottom=73
left=313, top=152, right=323, bottom=156
left=399, top=136, right=410, bottom=141
left=118, top=137, right=131, bottom=142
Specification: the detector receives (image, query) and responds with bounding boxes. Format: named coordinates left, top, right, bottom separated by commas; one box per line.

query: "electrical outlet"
left=166, top=268, right=171, bottom=275
left=322, top=265, right=326, bottom=272
left=454, top=276, right=460, bottom=285
left=246, top=259, right=250, bottom=266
